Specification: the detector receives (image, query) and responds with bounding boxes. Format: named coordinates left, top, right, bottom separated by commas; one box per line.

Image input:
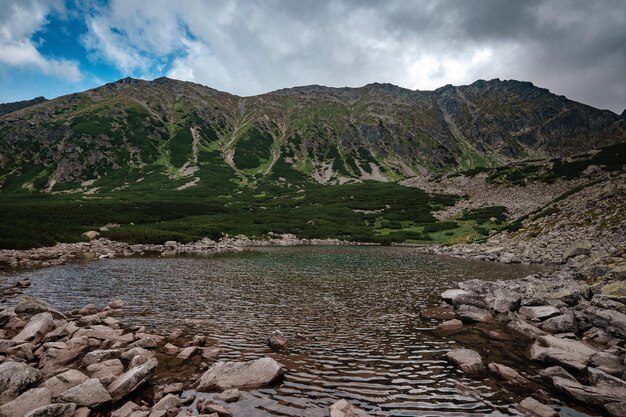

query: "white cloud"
left=0, top=0, right=82, bottom=82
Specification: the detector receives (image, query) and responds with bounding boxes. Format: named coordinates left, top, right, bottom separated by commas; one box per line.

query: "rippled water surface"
left=1, top=247, right=595, bottom=417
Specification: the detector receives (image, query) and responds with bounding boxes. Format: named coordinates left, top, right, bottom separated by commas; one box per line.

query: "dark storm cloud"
left=80, top=0, right=625, bottom=112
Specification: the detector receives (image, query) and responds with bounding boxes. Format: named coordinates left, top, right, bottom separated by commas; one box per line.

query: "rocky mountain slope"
left=0, top=96, right=46, bottom=118
left=0, top=77, right=624, bottom=194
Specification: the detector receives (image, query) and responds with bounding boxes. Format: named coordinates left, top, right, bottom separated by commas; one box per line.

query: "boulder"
left=267, top=330, right=288, bottom=351
left=14, top=297, right=50, bottom=316
left=519, top=306, right=560, bottom=321
left=563, top=240, right=592, bottom=260
left=152, top=393, right=180, bottom=411
left=540, top=312, right=577, bottom=334
left=585, top=306, right=626, bottom=338
left=163, top=383, right=183, bottom=395
left=433, top=319, right=463, bottom=334
left=111, top=401, right=140, bottom=417
left=109, top=300, right=125, bottom=310
left=507, top=315, right=546, bottom=340
left=24, top=403, right=77, bottom=417
left=12, top=312, right=55, bottom=344
left=552, top=376, right=623, bottom=406
left=444, top=348, right=485, bottom=375
left=454, top=305, right=493, bottom=323
left=588, top=367, right=626, bottom=394
left=39, top=336, right=89, bottom=376
left=530, top=335, right=596, bottom=371
left=491, top=292, right=521, bottom=313
left=176, top=346, right=197, bottom=360
left=107, top=358, right=158, bottom=401
left=83, top=349, right=121, bottom=366
left=43, top=369, right=89, bottom=399
left=451, top=293, right=488, bottom=309
left=60, top=378, right=112, bottom=407
left=487, top=362, right=529, bottom=385
left=517, top=397, right=557, bottom=417
left=441, top=289, right=471, bottom=304
left=121, top=347, right=154, bottom=362
left=196, top=357, right=284, bottom=391
left=86, top=359, right=124, bottom=384
left=605, top=402, right=626, bottom=417
left=539, top=366, right=577, bottom=382
left=0, top=361, right=43, bottom=404
left=589, top=352, right=623, bottom=376
left=329, top=399, right=370, bottom=417
left=0, top=387, right=51, bottom=417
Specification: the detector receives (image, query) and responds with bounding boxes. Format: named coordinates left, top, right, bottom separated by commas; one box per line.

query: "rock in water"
left=444, top=349, right=485, bottom=375
left=517, top=397, right=557, bottom=417
left=196, top=357, right=284, bottom=391
left=0, top=361, right=43, bottom=404
left=215, top=388, right=241, bottom=403
left=329, top=399, right=370, bottom=417
left=530, top=335, right=596, bottom=371
left=267, top=330, right=288, bottom=351
left=106, top=358, right=158, bottom=401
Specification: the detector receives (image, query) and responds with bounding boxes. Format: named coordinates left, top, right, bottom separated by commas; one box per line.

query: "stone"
left=519, top=306, right=560, bottom=321
left=517, top=397, right=557, bottom=417
left=530, top=335, right=596, bottom=371
left=43, top=369, right=89, bottom=399
left=588, top=367, right=626, bottom=393
left=441, top=289, right=471, bottom=303
left=39, top=336, right=89, bottom=376
left=128, top=337, right=157, bottom=349
left=82, top=349, right=121, bottom=366
left=589, top=351, right=622, bottom=376
left=78, top=304, right=99, bottom=316
left=109, top=300, right=125, bottom=309
left=14, top=297, right=50, bottom=316
left=164, top=343, right=179, bottom=355
left=540, top=312, right=577, bottom=334
left=176, top=346, right=197, bottom=360
left=111, top=401, right=140, bottom=417
left=329, top=399, right=370, bottom=417
left=196, top=357, right=284, bottom=391
left=267, top=330, right=287, bottom=351
left=201, top=347, right=222, bottom=361
left=12, top=312, right=55, bottom=344
left=605, top=402, right=626, bottom=417
left=585, top=306, right=626, bottom=339
left=75, top=325, right=123, bottom=341
left=0, top=387, right=51, bottom=417
left=0, top=361, right=43, bottom=403
left=539, top=366, right=577, bottom=382
left=433, top=319, right=463, bottom=334
left=152, top=393, right=180, bottom=410
left=487, top=362, right=529, bottom=385
left=215, top=388, right=241, bottom=403
left=196, top=399, right=232, bottom=417
left=60, top=378, right=112, bottom=407
left=107, top=358, right=158, bottom=401
left=86, top=359, right=124, bottom=384
left=444, top=348, right=485, bottom=375
left=492, top=292, right=521, bottom=313
left=552, top=376, right=623, bottom=406
left=506, top=315, right=547, bottom=340
left=24, top=403, right=77, bottom=417
left=563, top=240, right=592, bottom=260
left=454, top=305, right=493, bottom=323
left=163, top=383, right=183, bottom=394
left=73, top=407, right=91, bottom=417
left=121, top=347, right=154, bottom=361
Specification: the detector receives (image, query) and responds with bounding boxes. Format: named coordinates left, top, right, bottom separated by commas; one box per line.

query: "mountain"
left=0, top=77, right=623, bottom=194
left=0, top=96, right=47, bottom=117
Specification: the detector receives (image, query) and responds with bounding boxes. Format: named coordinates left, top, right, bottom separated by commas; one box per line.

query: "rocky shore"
left=436, top=265, right=626, bottom=417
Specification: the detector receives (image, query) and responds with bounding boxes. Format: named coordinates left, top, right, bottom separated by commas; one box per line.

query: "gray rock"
left=530, top=335, right=596, bottom=371
left=267, top=330, right=287, bottom=351
left=196, top=399, right=232, bottom=416
left=605, top=402, right=626, bottom=417
left=329, top=399, right=370, bottom=417
left=455, top=305, right=493, bottom=323
left=162, top=383, right=183, bottom=395
left=82, top=349, right=120, bottom=366
left=39, top=336, right=89, bottom=376
left=107, top=358, right=158, bottom=401
left=12, top=312, right=55, bottom=344
left=215, top=388, right=241, bottom=403
left=563, top=240, right=592, bottom=260
left=0, top=387, right=51, bottom=417
left=487, top=362, right=529, bottom=385
left=24, top=403, right=77, bottom=417
left=14, top=297, right=50, bottom=316
left=588, top=367, right=626, bottom=394
left=451, top=293, right=488, bottom=309
left=0, top=361, right=42, bottom=404
left=111, top=401, right=140, bottom=417
left=517, top=397, right=557, bottom=417
left=60, top=378, right=112, bottom=407
left=589, top=352, right=623, bottom=376
left=441, top=289, right=471, bottom=303
left=585, top=306, right=626, bottom=338
left=176, top=346, right=197, bottom=360
left=539, top=366, right=577, bottom=382
left=43, top=369, right=89, bottom=399
left=433, top=319, right=463, bottom=334
left=540, top=312, right=577, bottom=334
left=507, top=315, right=547, bottom=340
left=121, top=347, right=154, bottom=362
left=519, top=306, right=560, bottom=321
left=444, top=348, right=485, bottom=375
left=196, top=357, right=284, bottom=391
left=492, top=292, right=521, bottom=313
left=553, top=376, right=623, bottom=406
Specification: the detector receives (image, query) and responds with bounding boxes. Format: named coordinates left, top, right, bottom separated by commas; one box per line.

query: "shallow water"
left=0, top=246, right=598, bottom=416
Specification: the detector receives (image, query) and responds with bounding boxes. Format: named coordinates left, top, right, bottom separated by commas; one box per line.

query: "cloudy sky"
left=0, top=0, right=624, bottom=112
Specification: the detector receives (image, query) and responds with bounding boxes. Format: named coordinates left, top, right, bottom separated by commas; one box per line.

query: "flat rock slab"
left=107, top=358, right=158, bottom=402
left=444, top=348, right=485, bottom=375
left=43, top=369, right=89, bottom=399
left=519, top=306, right=560, bottom=321
left=530, top=335, right=596, bottom=371
left=553, top=376, right=624, bottom=406
left=12, top=312, right=55, bottom=344
left=60, top=378, right=112, bottom=408
left=196, top=357, right=284, bottom=391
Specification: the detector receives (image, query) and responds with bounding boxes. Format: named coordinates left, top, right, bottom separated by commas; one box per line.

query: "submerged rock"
left=517, top=397, right=557, bottom=417
left=196, top=357, right=284, bottom=391
left=329, top=399, right=370, bottom=417
left=266, top=330, right=288, bottom=351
